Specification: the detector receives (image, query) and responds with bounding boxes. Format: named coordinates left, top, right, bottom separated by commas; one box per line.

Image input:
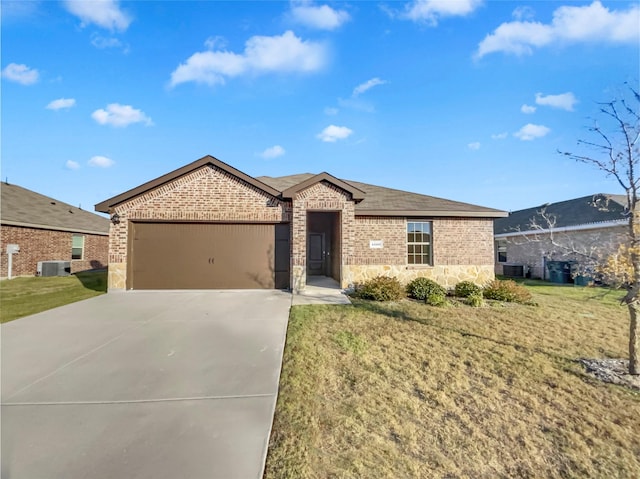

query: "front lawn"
left=0, top=271, right=107, bottom=323
left=265, top=285, right=640, bottom=478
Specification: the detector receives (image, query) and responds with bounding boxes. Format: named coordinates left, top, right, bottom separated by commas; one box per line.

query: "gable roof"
left=95, top=155, right=281, bottom=213
left=494, top=193, right=628, bottom=235
left=279, top=172, right=366, bottom=201
left=94, top=154, right=507, bottom=218
left=1, top=183, right=109, bottom=235
left=258, top=174, right=507, bottom=218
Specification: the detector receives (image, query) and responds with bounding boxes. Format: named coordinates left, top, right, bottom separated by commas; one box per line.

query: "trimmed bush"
left=353, top=276, right=404, bottom=302
left=483, top=279, right=532, bottom=304
left=454, top=281, right=483, bottom=298
left=465, top=292, right=484, bottom=307
left=426, top=291, right=447, bottom=306
left=406, top=277, right=446, bottom=301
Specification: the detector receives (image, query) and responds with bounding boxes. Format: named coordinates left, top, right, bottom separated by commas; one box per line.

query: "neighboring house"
left=0, top=183, right=109, bottom=279
left=95, top=155, right=507, bottom=292
left=494, top=193, right=628, bottom=280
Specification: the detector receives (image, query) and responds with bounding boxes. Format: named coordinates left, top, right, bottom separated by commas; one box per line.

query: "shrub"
left=426, top=291, right=447, bottom=306
left=454, top=281, right=483, bottom=298
left=483, top=279, right=532, bottom=304
left=406, top=277, right=446, bottom=301
left=353, top=276, right=404, bottom=302
left=465, top=292, right=484, bottom=307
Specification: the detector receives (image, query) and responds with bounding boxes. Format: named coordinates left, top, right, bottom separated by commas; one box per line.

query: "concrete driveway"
left=1, top=290, right=291, bottom=479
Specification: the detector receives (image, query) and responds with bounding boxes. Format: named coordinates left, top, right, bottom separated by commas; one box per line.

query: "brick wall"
left=353, top=217, right=406, bottom=264
left=434, top=218, right=495, bottom=266
left=497, top=225, right=628, bottom=278
left=108, top=165, right=291, bottom=288
left=290, top=180, right=355, bottom=291
left=0, top=225, right=108, bottom=278
left=352, top=217, right=495, bottom=266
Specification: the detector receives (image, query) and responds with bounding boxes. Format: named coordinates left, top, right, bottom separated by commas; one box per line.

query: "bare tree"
left=560, top=83, right=640, bottom=375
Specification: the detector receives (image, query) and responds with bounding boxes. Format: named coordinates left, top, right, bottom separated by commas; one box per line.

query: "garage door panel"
left=129, top=223, right=288, bottom=290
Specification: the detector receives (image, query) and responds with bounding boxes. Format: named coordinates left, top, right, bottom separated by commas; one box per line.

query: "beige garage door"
left=128, top=222, right=289, bottom=290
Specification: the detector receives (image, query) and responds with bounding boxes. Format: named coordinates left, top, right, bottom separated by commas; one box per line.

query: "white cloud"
left=90, top=34, right=128, bottom=52
left=521, top=104, right=536, bottom=114
left=170, top=30, right=327, bottom=88
left=260, top=145, right=286, bottom=159
left=289, top=1, right=350, bottom=30
left=514, top=123, right=550, bottom=141
left=468, top=142, right=481, bottom=150
left=324, top=107, right=339, bottom=115
left=476, top=1, right=640, bottom=58
left=535, top=92, right=578, bottom=111
left=317, top=125, right=353, bottom=142
left=512, top=6, right=535, bottom=21
left=91, top=103, right=153, bottom=127
left=1, top=63, right=39, bottom=85
left=63, top=0, right=131, bottom=31
left=491, top=132, right=508, bottom=140
left=402, top=0, right=483, bottom=25
left=88, top=155, right=115, bottom=168
left=352, top=77, right=387, bottom=97
left=66, top=160, right=80, bottom=170
left=46, top=98, right=76, bottom=110
left=204, top=36, right=228, bottom=50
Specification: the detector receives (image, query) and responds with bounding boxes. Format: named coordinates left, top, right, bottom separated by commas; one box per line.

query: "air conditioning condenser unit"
left=37, top=261, right=71, bottom=277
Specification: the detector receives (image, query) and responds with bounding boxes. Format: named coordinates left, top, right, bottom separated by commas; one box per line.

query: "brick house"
left=494, top=193, right=628, bottom=280
left=1, top=183, right=109, bottom=279
left=95, top=155, right=507, bottom=292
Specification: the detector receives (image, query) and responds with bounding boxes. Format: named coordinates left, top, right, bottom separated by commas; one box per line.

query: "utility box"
left=37, top=261, right=71, bottom=277
left=547, top=261, right=572, bottom=284
left=502, top=264, right=524, bottom=278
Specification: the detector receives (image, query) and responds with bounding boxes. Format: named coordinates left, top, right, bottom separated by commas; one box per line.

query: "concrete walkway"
left=1, top=290, right=291, bottom=479
left=292, top=276, right=352, bottom=305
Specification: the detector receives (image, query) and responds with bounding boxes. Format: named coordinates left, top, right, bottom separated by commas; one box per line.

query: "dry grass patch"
left=265, top=284, right=640, bottom=479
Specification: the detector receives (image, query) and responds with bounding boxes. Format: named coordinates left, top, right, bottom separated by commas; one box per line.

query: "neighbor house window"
left=72, top=235, right=84, bottom=260
left=407, top=222, right=432, bottom=265
left=497, top=240, right=507, bottom=263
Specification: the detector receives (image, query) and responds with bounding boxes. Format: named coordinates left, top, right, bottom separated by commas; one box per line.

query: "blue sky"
left=2, top=0, right=638, bottom=215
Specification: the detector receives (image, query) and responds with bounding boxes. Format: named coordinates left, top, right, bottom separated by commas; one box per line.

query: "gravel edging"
left=579, top=358, right=640, bottom=391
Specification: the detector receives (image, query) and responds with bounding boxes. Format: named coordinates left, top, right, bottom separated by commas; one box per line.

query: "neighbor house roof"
left=1, top=183, right=109, bottom=235
left=494, top=194, right=628, bottom=236
left=258, top=174, right=507, bottom=217
left=95, top=154, right=507, bottom=218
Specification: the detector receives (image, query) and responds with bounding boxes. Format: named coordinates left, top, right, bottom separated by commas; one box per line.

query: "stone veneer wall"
left=344, top=216, right=496, bottom=288
left=291, top=181, right=355, bottom=292
left=107, top=165, right=291, bottom=290
left=496, top=225, right=628, bottom=279
left=343, top=264, right=496, bottom=289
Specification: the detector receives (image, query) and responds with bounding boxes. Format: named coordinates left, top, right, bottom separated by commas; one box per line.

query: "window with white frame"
left=72, top=235, right=84, bottom=260
left=407, top=221, right=432, bottom=265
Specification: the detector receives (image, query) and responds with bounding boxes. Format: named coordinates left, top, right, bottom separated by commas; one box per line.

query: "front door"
left=307, top=232, right=325, bottom=275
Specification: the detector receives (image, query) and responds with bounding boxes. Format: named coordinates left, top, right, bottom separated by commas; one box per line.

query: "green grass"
left=265, top=284, right=639, bottom=479
left=0, top=271, right=107, bottom=323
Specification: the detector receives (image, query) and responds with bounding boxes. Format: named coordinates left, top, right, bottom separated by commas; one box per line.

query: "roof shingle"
left=1, top=183, right=109, bottom=235
left=257, top=174, right=506, bottom=217
left=494, top=194, right=628, bottom=234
